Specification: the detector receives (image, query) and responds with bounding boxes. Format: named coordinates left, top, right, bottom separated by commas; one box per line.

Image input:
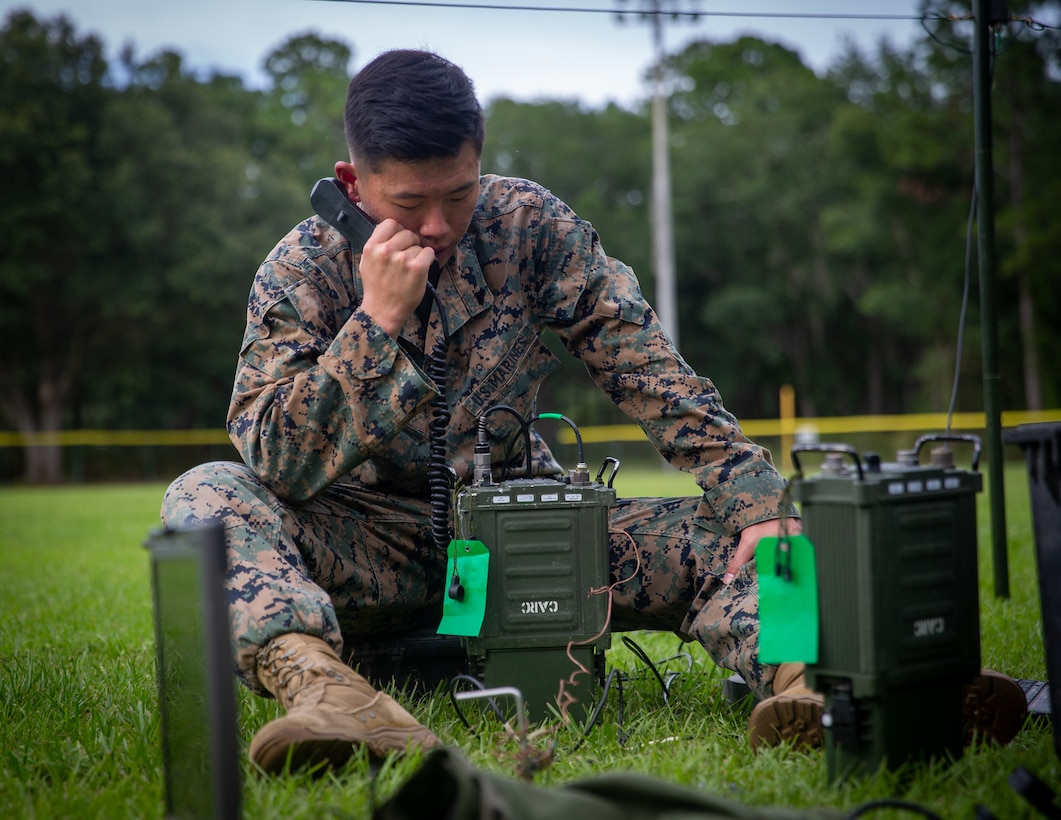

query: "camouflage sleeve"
left=533, top=195, right=792, bottom=535
left=227, top=253, right=437, bottom=502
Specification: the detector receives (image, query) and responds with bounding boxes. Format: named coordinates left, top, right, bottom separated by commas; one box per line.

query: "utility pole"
left=617, top=0, right=700, bottom=351
left=974, top=0, right=1011, bottom=598
left=649, top=4, right=678, bottom=350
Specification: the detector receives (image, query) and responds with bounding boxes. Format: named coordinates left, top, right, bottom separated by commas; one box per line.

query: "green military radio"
left=789, top=435, right=983, bottom=781
left=453, top=412, right=617, bottom=723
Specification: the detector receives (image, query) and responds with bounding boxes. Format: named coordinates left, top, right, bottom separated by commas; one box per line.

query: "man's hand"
left=723, top=516, right=803, bottom=585
left=358, top=218, right=436, bottom=338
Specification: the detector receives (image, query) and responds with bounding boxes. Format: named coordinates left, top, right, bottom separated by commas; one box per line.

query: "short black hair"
left=344, top=49, right=485, bottom=170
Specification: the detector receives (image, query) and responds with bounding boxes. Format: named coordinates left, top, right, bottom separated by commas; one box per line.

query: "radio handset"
left=309, top=177, right=441, bottom=289
left=310, top=177, right=376, bottom=252
left=310, top=178, right=455, bottom=583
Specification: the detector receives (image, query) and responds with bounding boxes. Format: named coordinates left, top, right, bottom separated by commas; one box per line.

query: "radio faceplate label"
left=913, top=616, right=945, bottom=638
left=520, top=600, right=560, bottom=615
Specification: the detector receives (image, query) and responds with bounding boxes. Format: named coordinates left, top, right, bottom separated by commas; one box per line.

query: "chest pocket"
left=458, top=323, right=560, bottom=427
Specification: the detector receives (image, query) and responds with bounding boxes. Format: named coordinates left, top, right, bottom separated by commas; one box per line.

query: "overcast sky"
left=4, top=0, right=924, bottom=107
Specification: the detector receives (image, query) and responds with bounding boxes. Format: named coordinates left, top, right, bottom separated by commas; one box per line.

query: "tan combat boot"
left=747, top=664, right=1028, bottom=753
left=249, top=633, right=441, bottom=774
left=963, top=669, right=1028, bottom=746
left=747, top=662, right=824, bottom=751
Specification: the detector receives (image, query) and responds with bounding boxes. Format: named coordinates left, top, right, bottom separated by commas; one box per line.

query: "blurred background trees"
left=1, top=3, right=1057, bottom=481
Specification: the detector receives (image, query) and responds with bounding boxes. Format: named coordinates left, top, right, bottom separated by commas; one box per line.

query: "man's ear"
left=334, top=161, right=359, bottom=202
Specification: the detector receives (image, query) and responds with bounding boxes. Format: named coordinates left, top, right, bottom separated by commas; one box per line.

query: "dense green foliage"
left=1, top=4, right=1058, bottom=481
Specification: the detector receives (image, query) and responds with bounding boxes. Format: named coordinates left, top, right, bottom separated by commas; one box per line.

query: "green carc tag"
left=754, top=534, right=820, bottom=664
left=436, top=539, right=489, bottom=638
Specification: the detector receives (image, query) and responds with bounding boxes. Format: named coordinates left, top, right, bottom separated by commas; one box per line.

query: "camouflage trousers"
left=161, top=460, right=777, bottom=698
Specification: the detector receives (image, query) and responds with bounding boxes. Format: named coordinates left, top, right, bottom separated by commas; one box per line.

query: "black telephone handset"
left=310, top=177, right=442, bottom=285
left=310, top=177, right=378, bottom=254
left=310, top=178, right=457, bottom=593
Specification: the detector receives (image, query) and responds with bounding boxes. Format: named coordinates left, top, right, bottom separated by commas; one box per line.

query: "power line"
left=312, top=0, right=921, bottom=21
left=313, top=1, right=1060, bottom=32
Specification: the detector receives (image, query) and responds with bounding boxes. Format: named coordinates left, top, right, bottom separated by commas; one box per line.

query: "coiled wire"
left=424, top=280, right=452, bottom=553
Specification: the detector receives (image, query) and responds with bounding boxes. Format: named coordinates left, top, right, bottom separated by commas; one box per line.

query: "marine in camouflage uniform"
left=161, top=49, right=804, bottom=772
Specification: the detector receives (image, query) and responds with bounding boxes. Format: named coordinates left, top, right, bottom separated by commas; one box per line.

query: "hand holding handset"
left=310, top=177, right=442, bottom=283
left=310, top=177, right=379, bottom=256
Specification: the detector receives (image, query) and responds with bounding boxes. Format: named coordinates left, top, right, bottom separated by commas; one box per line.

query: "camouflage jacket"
left=228, top=175, right=788, bottom=535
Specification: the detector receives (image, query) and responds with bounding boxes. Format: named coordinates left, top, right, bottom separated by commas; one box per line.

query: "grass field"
left=0, top=464, right=1057, bottom=818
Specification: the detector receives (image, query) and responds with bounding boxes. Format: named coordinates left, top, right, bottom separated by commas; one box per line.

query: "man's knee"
left=161, top=460, right=261, bottom=527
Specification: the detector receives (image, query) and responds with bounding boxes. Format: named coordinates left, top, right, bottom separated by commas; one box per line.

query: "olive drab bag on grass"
left=372, top=748, right=842, bottom=820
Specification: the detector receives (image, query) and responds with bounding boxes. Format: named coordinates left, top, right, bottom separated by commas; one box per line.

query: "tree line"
left=1, top=4, right=1058, bottom=482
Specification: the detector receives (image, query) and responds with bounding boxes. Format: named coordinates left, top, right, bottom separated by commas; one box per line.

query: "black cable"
left=479, top=404, right=533, bottom=479
left=448, top=673, right=508, bottom=730
left=621, top=635, right=673, bottom=706
left=616, top=671, right=630, bottom=745
left=449, top=663, right=625, bottom=754
left=424, top=279, right=454, bottom=555
left=1007, top=766, right=1061, bottom=820
left=846, top=800, right=944, bottom=820
left=319, top=0, right=1061, bottom=34
left=945, top=176, right=977, bottom=438
left=945, top=40, right=994, bottom=438
left=920, top=12, right=1053, bottom=57
left=567, top=667, right=619, bottom=754
left=316, top=0, right=921, bottom=22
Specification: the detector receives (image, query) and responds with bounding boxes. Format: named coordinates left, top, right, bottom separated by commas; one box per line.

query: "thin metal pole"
left=650, top=3, right=678, bottom=350
left=973, top=0, right=1009, bottom=598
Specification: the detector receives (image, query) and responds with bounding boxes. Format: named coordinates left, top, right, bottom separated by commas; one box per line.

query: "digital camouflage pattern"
left=161, top=175, right=792, bottom=699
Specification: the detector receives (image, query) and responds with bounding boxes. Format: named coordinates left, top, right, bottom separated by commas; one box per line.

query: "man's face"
left=337, top=141, right=481, bottom=269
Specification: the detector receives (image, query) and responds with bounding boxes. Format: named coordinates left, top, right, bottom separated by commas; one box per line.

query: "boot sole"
left=748, top=695, right=824, bottom=751
left=251, top=720, right=441, bottom=775
left=963, top=671, right=1028, bottom=746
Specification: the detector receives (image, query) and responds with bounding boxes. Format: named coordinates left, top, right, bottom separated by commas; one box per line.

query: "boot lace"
left=257, top=638, right=346, bottom=706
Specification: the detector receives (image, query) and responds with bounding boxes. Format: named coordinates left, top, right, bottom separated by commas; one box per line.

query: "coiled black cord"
left=423, top=279, right=452, bottom=555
